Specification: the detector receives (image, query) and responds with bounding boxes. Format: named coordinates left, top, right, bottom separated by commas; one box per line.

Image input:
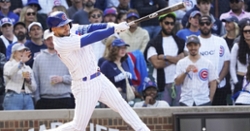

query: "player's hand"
left=186, top=65, right=198, bottom=73
left=144, top=96, right=153, bottom=104
left=51, top=76, right=63, bottom=85
left=114, top=22, right=130, bottom=33
left=21, top=50, right=31, bottom=63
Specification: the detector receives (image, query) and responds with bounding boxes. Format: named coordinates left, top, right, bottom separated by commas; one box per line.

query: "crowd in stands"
left=0, top=0, right=250, bottom=110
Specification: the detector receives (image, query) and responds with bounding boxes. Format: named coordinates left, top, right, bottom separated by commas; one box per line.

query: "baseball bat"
left=128, top=2, right=186, bottom=26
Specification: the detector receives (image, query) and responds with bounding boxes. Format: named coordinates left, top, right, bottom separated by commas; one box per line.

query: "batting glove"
left=114, top=22, right=130, bottom=33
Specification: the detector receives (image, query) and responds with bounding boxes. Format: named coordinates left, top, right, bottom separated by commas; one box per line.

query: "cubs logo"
left=219, top=45, right=224, bottom=57
left=61, top=14, right=67, bottom=20
left=198, top=68, right=208, bottom=81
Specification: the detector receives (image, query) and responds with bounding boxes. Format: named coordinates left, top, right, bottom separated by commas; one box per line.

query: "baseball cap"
left=27, top=0, right=42, bottom=11
left=43, top=29, right=53, bottom=40
left=127, top=12, right=139, bottom=19
left=0, top=17, right=13, bottom=27
left=143, top=81, right=158, bottom=91
left=28, top=22, right=42, bottom=32
left=189, top=11, right=201, bottom=18
left=158, top=12, right=176, bottom=21
left=11, top=43, right=29, bottom=53
left=238, top=18, right=250, bottom=28
left=14, top=21, right=26, bottom=30
left=103, top=8, right=116, bottom=16
left=112, top=39, right=130, bottom=47
left=222, top=16, right=239, bottom=24
left=199, top=15, right=212, bottom=23
left=186, top=35, right=200, bottom=45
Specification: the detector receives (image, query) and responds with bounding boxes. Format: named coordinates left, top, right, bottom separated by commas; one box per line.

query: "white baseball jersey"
left=47, top=25, right=150, bottom=131
left=175, top=56, right=218, bottom=106
left=198, top=35, right=230, bottom=88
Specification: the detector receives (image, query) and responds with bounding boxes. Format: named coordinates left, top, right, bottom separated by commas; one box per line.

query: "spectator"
left=0, top=39, right=5, bottom=55
left=145, top=13, right=185, bottom=106
left=168, top=0, right=197, bottom=21
left=0, top=17, right=17, bottom=53
left=33, top=29, right=74, bottom=109
left=132, top=0, right=167, bottom=39
left=182, top=0, right=225, bottom=36
left=3, top=44, right=37, bottom=110
left=101, top=38, right=134, bottom=101
left=37, top=0, right=68, bottom=15
left=220, top=0, right=250, bottom=21
left=6, top=22, right=28, bottom=60
left=117, top=11, right=126, bottom=23
left=176, top=10, right=201, bottom=41
left=230, top=20, right=250, bottom=100
left=72, top=0, right=96, bottom=24
left=95, top=0, right=106, bottom=10
left=235, top=64, right=250, bottom=105
left=67, top=0, right=83, bottom=19
left=103, top=8, right=117, bottom=23
left=117, top=0, right=130, bottom=14
left=98, top=35, right=117, bottom=67
left=25, top=22, right=46, bottom=68
left=134, top=80, right=170, bottom=107
left=234, top=17, right=250, bottom=44
left=0, top=52, right=6, bottom=110
left=196, top=15, right=230, bottom=105
left=0, top=0, right=19, bottom=24
left=106, top=0, right=119, bottom=7
left=119, top=9, right=150, bottom=52
left=19, top=6, right=37, bottom=29
left=52, top=5, right=68, bottom=16
left=26, top=0, right=48, bottom=30
left=175, top=35, right=217, bottom=106
left=10, top=0, right=23, bottom=15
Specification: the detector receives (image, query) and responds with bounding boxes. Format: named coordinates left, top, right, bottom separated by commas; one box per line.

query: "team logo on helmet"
left=219, top=45, right=224, bottom=57
left=198, top=68, right=208, bottom=81
left=61, top=14, right=67, bottom=20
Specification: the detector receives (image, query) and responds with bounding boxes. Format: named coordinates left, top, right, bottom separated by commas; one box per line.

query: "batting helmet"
left=47, top=11, right=72, bottom=28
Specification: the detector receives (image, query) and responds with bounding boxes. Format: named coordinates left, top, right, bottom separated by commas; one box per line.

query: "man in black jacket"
left=131, top=0, right=167, bottom=39
left=144, top=12, right=185, bottom=106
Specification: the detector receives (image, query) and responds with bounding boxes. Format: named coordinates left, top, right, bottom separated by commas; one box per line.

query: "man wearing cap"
left=33, top=29, right=74, bottom=109
left=103, top=7, right=117, bottom=23
left=6, top=21, right=28, bottom=60
left=175, top=35, right=217, bottom=106
left=176, top=10, right=201, bottom=41
left=0, top=17, right=17, bottom=51
left=72, top=0, right=96, bottom=24
left=0, top=0, right=19, bottom=24
left=196, top=15, right=230, bottom=105
left=145, top=12, right=185, bottom=106
left=119, top=9, right=149, bottom=52
left=134, top=80, right=170, bottom=107
left=220, top=0, right=250, bottom=21
left=182, top=0, right=225, bottom=36
left=117, top=0, right=131, bottom=13
left=24, top=22, right=46, bottom=68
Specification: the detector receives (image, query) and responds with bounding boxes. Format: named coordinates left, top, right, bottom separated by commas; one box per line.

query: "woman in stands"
left=3, top=44, right=37, bottom=110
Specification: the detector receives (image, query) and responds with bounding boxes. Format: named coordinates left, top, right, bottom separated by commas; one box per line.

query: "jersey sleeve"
left=208, top=60, right=218, bottom=82
left=54, top=34, right=81, bottom=51
left=230, top=44, right=239, bottom=84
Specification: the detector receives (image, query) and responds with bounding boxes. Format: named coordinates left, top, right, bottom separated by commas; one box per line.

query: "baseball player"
left=44, top=11, right=150, bottom=131
left=175, top=35, right=218, bottom=106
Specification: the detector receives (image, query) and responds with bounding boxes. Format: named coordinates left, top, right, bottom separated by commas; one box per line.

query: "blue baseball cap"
left=112, top=39, right=130, bottom=47
left=0, top=17, right=13, bottom=27
left=27, top=0, right=42, bottom=11
left=143, top=81, right=158, bottom=91
left=127, top=12, right=139, bottom=19
left=222, top=16, right=239, bottom=24
left=103, top=8, right=117, bottom=16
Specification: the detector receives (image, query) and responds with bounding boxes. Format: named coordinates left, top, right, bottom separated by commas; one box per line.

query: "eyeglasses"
left=164, top=21, right=175, bottom=26
left=26, top=12, right=36, bottom=16
left=91, top=14, right=101, bottom=19
left=0, top=0, right=10, bottom=3
left=230, top=0, right=240, bottom=3
left=243, top=30, right=250, bottom=34
left=199, top=21, right=211, bottom=26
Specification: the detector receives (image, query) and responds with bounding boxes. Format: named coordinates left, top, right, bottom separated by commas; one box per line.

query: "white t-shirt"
left=147, top=36, right=179, bottom=83
left=198, top=35, right=230, bottom=88
left=235, top=77, right=250, bottom=104
left=133, top=101, right=170, bottom=107
left=175, top=56, right=218, bottom=106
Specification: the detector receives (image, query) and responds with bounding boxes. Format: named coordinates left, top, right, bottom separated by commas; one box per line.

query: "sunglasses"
left=230, top=0, right=240, bottom=3
left=2, top=24, right=11, bottom=28
left=164, top=21, right=175, bottom=26
left=199, top=21, right=211, bottom=26
left=91, top=14, right=101, bottom=19
left=26, top=12, right=36, bottom=16
left=0, top=0, right=10, bottom=3
left=243, top=30, right=250, bottom=34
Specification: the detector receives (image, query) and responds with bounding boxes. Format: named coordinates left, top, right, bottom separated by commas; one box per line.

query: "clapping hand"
left=21, top=50, right=31, bottom=63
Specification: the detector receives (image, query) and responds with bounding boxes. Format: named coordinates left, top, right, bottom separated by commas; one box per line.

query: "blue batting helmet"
left=47, top=11, right=72, bottom=28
